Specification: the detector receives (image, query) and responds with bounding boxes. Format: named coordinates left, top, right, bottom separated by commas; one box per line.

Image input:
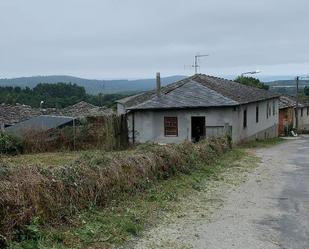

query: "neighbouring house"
left=54, top=101, right=114, bottom=117
left=278, top=95, right=309, bottom=134
left=278, top=95, right=296, bottom=135
left=296, top=103, right=309, bottom=131
left=0, top=101, right=113, bottom=131
left=117, top=74, right=280, bottom=144
left=5, top=115, right=77, bottom=136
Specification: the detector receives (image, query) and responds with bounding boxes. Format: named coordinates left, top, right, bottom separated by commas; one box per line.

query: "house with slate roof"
left=278, top=95, right=296, bottom=135
left=278, top=95, right=309, bottom=133
left=117, top=74, right=280, bottom=144
left=296, top=102, right=309, bottom=132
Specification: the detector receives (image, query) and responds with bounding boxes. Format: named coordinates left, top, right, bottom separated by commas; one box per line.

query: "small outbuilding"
left=117, top=74, right=280, bottom=144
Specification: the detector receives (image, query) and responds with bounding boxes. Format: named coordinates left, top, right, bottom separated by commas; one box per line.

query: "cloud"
left=0, top=0, right=309, bottom=78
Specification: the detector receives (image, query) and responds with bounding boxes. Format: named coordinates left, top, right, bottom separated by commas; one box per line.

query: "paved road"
left=264, top=136, right=309, bottom=249
left=132, top=136, right=309, bottom=249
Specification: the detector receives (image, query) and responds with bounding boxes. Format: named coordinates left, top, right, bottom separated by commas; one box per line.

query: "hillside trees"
left=0, top=83, right=125, bottom=108
left=304, top=86, right=309, bottom=97
left=235, top=76, right=269, bottom=90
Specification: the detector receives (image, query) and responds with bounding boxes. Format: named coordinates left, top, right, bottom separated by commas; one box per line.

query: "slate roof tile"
left=119, top=74, right=280, bottom=111
left=279, top=95, right=296, bottom=109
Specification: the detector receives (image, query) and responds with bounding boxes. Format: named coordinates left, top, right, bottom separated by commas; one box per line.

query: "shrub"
left=0, top=132, right=23, bottom=155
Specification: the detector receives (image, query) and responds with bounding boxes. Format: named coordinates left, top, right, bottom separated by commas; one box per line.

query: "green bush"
left=0, top=132, right=23, bottom=155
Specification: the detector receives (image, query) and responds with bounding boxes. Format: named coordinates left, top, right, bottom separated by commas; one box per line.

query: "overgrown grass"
left=0, top=137, right=230, bottom=247
left=0, top=151, right=80, bottom=168
left=238, top=137, right=286, bottom=149
left=8, top=148, right=258, bottom=249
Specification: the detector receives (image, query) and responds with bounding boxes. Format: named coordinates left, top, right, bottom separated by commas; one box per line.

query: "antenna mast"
left=193, top=54, right=209, bottom=74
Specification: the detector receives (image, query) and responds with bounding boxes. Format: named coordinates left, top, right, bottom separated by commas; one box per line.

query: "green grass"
left=8, top=148, right=258, bottom=249
left=238, top=137, right=286, bottom=149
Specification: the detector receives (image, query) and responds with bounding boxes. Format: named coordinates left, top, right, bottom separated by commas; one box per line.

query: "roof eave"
left=239, top=95, right=281, bottom=105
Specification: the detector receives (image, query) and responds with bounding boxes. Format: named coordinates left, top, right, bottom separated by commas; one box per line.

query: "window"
left=256, top=105, right=259, bottom=123
left=301, top=108, right=304, bottom=117
left=273, top=100, right=276, bottom=115
left=243, top=109, right=247, bottom=128
left=164, top=117, right=178, bottom=136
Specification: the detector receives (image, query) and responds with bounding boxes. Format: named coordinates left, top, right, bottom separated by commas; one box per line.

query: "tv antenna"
left=193, top=54, right=209, bottom=74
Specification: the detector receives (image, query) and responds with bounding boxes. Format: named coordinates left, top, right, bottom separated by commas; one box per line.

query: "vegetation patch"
left=0, top=132, right=23, bottom=155
left=234, top=76, right=269, bottom=90
left=0, top=137, right=231, bottom=247
left=1, top=115, right=128, bottom=155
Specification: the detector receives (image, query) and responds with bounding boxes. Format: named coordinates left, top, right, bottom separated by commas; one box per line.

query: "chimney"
left=156, top=72, right=161, bottom=97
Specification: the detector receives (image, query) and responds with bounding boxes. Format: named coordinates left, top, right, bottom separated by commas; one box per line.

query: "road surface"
left=132, top=136, right=309, bottom=249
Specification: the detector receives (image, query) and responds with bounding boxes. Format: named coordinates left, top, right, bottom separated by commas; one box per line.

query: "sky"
left=1, top=0, right=309, bottom=79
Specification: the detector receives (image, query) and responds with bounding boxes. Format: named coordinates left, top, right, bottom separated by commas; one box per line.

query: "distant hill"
left=2, top=75, right=305, bottom=95
left=266, top=79, right=309, bottom=87
left=265, top=80, right=309, bottom=96
left=0, top=75, right=187, bottom=94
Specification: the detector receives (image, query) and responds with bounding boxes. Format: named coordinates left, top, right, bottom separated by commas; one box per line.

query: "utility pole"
left=294, top=75, right=309, bottom=131
left=73, top=118, right=76, bottom=151
left=295, top=76, right=299, bottom=131
left=193, top=54, right=209, bottom=74
left=101, top=80, right=105, bottom=107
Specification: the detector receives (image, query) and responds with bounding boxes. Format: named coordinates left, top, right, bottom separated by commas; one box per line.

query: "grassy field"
left=8, top=148, right=258, bottom=249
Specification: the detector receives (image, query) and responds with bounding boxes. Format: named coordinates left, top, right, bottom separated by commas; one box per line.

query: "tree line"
left=0, top=83, right=126, bottom=108
left=234, top=76, right=269, bottom=90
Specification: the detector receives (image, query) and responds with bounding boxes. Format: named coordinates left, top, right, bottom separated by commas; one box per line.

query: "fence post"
left=73, top=118, right=76, bottom=151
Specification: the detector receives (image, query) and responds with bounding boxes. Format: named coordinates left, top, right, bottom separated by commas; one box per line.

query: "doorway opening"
left=191, top=116, right=205, bottom=142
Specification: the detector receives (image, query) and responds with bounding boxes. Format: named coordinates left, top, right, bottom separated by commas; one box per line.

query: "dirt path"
left=128, top=136, right=309, bottom=249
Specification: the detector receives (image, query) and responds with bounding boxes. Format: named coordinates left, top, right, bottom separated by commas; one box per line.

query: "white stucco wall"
left=126, top=98, right=279, bottom=144
left=235, top=99, right=279, bottom=141
left=297, top=107, right=309, bottom=130
left=117, top=103, right=126, bottom=115
left=127, top=107, right=236, bottom=144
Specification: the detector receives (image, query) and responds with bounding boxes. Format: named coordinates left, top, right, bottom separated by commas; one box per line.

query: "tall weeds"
left=0, top=136, right=230, bottom=242
left=20, top=115, right=128, bottom=153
